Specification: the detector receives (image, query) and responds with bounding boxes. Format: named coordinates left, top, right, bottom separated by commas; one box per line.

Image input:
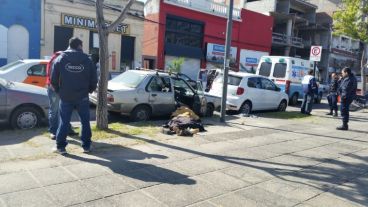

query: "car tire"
left=239, top=101, right=252, bottom=116
left=206, top=103, right=215, bottom=117
left=290, top=93, right=299, bottom=106
left=10, top=106, right=41, bottom=129
left=130, top=105, right=151, bottom=122
left=278, top=100, right=287, bottom=112
left=315, top=93, right=322, bottom=104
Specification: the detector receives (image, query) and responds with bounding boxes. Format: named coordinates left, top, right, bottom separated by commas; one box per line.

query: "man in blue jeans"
left=51, top=37, right=97, bottom=154
left=301, top=69, right=318, bottom=115
left=46, top=51, right=78, bottom=140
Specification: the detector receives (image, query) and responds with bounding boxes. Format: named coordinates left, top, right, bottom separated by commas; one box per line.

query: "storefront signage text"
left=61, top=13, right=129, bottom=34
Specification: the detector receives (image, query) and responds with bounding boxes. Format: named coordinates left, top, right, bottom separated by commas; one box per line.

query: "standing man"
left=46, top=51, right=78, bottom=140
left=301, top=69, right=318, bottom=115
left=51, top=37, right=98, bottom=154
left=326, top=73, right=339, bottom=116
left=337, top=67, right=357, bottom=130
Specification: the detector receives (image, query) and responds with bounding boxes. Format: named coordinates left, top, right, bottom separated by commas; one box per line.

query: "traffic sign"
left=310, top=46, right=322, bottom=62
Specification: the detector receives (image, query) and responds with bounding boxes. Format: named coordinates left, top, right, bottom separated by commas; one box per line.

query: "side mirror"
left=276, top=87, right=281, bottom=92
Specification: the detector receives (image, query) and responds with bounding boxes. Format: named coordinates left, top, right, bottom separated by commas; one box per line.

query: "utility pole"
left=220, top=0, right=234, bottom=122
left=361, top=0, right=367, bottom=95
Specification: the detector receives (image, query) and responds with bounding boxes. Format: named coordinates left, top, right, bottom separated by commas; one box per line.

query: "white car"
left=207, top=72, right=289, bottom=114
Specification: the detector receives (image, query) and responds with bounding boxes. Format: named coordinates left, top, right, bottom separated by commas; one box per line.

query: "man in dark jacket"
left=326, top=73, right=339, bottom=116
left=337, top=67, right=357, bottom=130
left=51, top=37, right=98, bottom=154
left=301, top=69, right=318, bottom=115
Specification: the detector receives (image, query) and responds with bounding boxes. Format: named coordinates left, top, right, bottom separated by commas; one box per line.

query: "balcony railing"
left=164, top=0, right=242, bottom=20
left=272, top=32, right=304, bottom=48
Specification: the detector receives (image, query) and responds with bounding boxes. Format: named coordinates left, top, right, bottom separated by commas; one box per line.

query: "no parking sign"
left=310, top=46, right=322, bottom=62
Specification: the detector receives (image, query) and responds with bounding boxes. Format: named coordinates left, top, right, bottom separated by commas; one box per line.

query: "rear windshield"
left=273, top=63, right=287, bottom=78
left=0, top=60, right=23, bottom=71
left=215, top=74, right=242, bottom=86
left=258, top=62, right=272, bottom=77
left=110, top=71, right=146, bottom=88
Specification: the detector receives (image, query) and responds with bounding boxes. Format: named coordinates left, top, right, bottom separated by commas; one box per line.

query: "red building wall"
left=143, top=0, right=273, bottom=70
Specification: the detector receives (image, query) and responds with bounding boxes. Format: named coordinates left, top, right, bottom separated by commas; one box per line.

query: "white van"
left=256, top=56, right=324, bottom=105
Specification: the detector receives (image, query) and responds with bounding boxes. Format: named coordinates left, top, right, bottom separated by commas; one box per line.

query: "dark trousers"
left=56, top=97, right=91, bottom=150
left=340, top=99, right=351, bottom=124
left=327, top=93, right=338, bottom=112
left=301, top=93, right=314, bottom=114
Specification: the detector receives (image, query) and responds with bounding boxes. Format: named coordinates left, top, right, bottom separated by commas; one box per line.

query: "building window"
left=54, top=26, right=73, bottom=52
left=165, top=16, right=203, bottom=48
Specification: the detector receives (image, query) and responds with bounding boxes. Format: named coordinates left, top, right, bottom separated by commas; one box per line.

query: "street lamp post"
left=220, top=0, right=234, bottom=122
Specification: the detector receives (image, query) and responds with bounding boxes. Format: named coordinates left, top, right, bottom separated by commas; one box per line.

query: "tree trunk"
left=96, top=30, right=109, bottom=129
left=361, top=43, right=367, bottom=95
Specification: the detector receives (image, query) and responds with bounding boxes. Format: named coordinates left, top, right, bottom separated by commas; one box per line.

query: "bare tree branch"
left=107, top=0, right=136, bottom=32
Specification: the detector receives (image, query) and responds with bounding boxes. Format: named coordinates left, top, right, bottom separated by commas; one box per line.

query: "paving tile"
left=196, top=171, right=251, bottom=192
left=83, top=198, right=119, bottom=207
left=0, top=172, right=39, bottom=194
left=44, top=181, right=102, bottom=206
left=172, top=157, right=231, bottom=176
left=0, top=188, right=55, bottom=207
left=30, top=166, right=76, bottom=186
left=110, top=190, right=163, bottom=207
left=305, top=192, right=365, bottom=207
left=144, top=177, right=224, bottom=207
left=210, top=193, right=268, bottom=207
left=82, top=174, right=136, bottom=197
left=235, top=186, right=300, bottom=207
left=222, top=166, right=274, bottom=184
left=65, top=163, right=110, bottom=179
left=187, top=201, right=216, bottom=207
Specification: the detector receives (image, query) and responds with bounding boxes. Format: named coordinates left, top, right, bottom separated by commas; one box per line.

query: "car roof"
left=228, top=71, right=263, bottom=78
left=20, top=59, right=49, bottom=64
left=128, top=69, right=171, bottom=77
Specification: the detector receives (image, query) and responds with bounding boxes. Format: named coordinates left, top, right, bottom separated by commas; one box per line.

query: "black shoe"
left=333, top=112, right=338, bottom=117
left=305, top=112, right=312, bottom=116
left=50, top=134, right=56, bottom=140
left=336, top=125, right=348, bottom=130
left=326, top=112, right=333, bottom=115
left=68, top=130, right=79, bottom=136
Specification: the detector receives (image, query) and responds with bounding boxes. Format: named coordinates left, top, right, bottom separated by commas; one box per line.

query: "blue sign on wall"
left=0, top=0, right=41, bottom=66
left=245, top=57, right=258, bottom=64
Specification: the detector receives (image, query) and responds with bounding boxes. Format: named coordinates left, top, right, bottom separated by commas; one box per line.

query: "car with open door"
left=89, top=70, right=207, bottom=121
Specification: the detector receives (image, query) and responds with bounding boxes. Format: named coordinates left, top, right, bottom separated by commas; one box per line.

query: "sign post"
left=309, top=46, right=322, bottom=77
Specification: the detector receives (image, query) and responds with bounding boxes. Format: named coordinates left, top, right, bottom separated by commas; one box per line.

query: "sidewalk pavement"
left=0, top=105, right=368, bottom=207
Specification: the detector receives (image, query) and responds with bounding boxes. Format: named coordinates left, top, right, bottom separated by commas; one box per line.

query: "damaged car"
left=89, top=70, right=209, bottom=121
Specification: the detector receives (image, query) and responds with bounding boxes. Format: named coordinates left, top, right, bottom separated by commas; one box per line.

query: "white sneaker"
left=52, top=146, right=67, bottom=155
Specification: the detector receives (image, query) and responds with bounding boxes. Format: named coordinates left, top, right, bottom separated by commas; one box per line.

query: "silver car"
left=0, top=78, right=49, bottom=129
left=90, top=70, right=207, bottom=121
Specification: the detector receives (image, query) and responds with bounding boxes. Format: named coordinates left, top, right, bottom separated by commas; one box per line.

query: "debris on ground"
left=162, top=106, right=205, bottom=136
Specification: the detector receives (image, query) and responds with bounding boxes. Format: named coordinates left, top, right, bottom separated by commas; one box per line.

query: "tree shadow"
left=0, top=127, right=47, bottom=146
left=64, top=138, right=196, bottom=186
left=95, top=127, right=368, bottom=206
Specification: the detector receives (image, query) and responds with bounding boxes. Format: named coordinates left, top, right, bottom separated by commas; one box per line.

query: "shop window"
left=121, top=35, right=135, bottom=70
left=54, top=26, right=73, bottom=52
left=165, top=15, right=203, bottom=49
left=0, top=25, right=8, bottom=61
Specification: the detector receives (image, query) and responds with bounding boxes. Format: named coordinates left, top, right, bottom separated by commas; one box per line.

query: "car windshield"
left=215, top=74, right=242, bottom=86
left=110, top=71, right=146, bottom=88
left=0, top=60, right=23, bottom=71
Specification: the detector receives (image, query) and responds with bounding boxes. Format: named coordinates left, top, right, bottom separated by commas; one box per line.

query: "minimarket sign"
left=61, top=13, right=130, bottom=34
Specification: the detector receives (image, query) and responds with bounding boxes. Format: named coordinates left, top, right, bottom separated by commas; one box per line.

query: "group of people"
left=46, top=37, right=98, bottom=154
left=300, top=67, right=357, bottom=131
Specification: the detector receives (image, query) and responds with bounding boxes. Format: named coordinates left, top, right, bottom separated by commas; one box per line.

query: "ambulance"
left=256, top=56, right=325, bottom=105
left=0, top=59, right=49, bottom=88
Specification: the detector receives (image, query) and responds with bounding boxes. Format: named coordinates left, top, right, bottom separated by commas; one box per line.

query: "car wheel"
left=278, top=100, right=287, bottom=112
left=315, top=93, right=322, bottom=104
left=130, top=105, right=151, bottom=122
left=206, top=103, right=215, bottom=117
left=239, top=101, right=252, bottom=116
left=290, top=93, right=298, bottom=106
left=10, top=106, right=41, bottom=129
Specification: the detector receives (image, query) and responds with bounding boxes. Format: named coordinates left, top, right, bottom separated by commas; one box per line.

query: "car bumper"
left=226, top=96, right=242, bottom=111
